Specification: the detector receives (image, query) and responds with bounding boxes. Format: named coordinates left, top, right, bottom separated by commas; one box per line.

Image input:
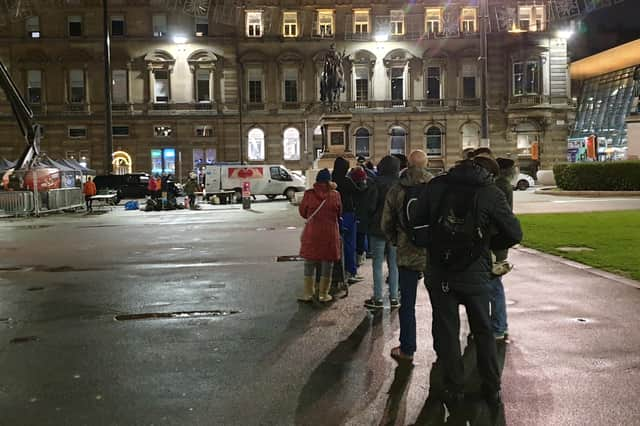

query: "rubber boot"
left=297, top=276, right=314, bottom=302
left=318, top=276, right=333, bottom=303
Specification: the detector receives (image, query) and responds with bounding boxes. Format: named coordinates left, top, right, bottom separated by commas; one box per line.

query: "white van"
left=203, top=164, right=306, bottom=201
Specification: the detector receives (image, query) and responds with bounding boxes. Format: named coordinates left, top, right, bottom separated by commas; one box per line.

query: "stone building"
left=0, top=0, right=573, bottom=176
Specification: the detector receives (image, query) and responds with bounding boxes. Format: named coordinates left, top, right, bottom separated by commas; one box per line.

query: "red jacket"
left=83, top=181, right=97, bottom=196
left=299, top=183, right=342, bottom=262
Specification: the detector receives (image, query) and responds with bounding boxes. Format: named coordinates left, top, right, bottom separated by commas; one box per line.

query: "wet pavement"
left=0, top=196, right=639, bottom=425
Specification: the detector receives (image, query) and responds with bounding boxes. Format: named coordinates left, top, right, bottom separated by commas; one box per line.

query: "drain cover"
left=276, top=255, right=304, bottom=262
left=10, top=336, right=39, bottom=344
left=115, top=310, right=240, bottom=321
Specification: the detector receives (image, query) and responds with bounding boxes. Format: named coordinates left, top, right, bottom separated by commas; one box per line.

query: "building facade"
left=0, top=0, right=573, bottom=177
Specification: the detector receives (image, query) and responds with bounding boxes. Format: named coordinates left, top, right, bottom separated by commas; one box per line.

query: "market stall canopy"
left=0, top=158, right=15, bottom=172
left=61, top=158, right=96, bottom=175
left=38, top=156, right=76, bottom=172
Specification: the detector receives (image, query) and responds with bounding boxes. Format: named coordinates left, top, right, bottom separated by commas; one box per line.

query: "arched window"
left=248, top=128, right=265, bottom=161
left=283, top=127, right=300, bottom=161
left=461, top=123, right=480, bottom=150
left=425, top=126, right=443, bottom=157
left=390, top=126, right=406, bottom=154
left=355, top=128, right=370, bottom=157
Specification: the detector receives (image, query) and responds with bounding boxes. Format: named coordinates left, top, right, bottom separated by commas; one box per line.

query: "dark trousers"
left=342, top=212, right=357, bottom=275
left=429, top=282, right=500, bottom=395
left=85, top=195, right=93, bottom=210
left=188, top=194, right=196, bottom=207
left=356, top=231, right=368, bottom=255
left=398, top=267, right=422, bottom=356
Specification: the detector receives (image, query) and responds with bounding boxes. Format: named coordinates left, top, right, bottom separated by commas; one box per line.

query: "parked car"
left=512, top=173, right=536, bottom=191
left=93, top=173, right=183, bottom=203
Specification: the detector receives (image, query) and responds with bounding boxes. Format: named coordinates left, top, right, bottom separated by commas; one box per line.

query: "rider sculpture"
left=320, top=44, right=348, bottom=112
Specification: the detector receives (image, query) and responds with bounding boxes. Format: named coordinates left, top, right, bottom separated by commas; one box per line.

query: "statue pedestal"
left=314, top=113, right=355, bottom=170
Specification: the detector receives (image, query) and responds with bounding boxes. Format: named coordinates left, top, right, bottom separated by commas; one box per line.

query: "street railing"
left=0, top=191, right=35, bottom=216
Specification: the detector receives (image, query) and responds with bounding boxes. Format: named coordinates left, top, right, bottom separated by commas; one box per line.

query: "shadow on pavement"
left=378, top=363, right=414, bottom=426
left=411, top=340, right=507, bottom=426
left=295, top=312, right=386, bottom=426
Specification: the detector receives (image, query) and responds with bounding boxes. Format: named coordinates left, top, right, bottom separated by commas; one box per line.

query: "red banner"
left=227, top=167, right=264, bottom=179
left=586, top=136, right=597, bottom=160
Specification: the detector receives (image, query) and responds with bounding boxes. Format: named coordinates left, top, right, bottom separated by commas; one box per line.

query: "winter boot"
left=297, top=276, right=315, bottom=302
left=318, top=276, right=333, bottom=303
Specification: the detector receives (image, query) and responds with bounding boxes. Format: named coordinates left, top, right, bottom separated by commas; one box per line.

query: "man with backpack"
left=381, top=149, right=432, bottom=361
left=412, top=153, right=522, bottom=412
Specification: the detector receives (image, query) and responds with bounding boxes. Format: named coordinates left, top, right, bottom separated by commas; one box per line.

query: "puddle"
left=27, top=287, right=45, bottom=292
left=575, top=318, right=589, bottom=323
left=208, top=284, right=226, bottom=289
left=276, top=256, right=305, bottom=262
left=10, top=336, right=39, bottom=344
left=256, top=227, right=276, bottom=231
left=115, top=310, right=241, bottom=321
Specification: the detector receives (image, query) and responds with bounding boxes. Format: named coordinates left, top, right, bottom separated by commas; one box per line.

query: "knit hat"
left=350, top=167, right=367, bottom=182
left=473, top=152, right=500, bottom=176
left=316, top=168, right=331, bottom=183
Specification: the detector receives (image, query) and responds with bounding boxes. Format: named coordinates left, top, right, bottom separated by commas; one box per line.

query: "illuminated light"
left=30, top=31, right=41, bottom=39
left=508, top=22, right=526, bottom=34
left=374, top=33, right=389, bottom=42
left=556, top=29, right=574, bottom=40
left=173, top=35, right=188, bottom=44
left=195, top=32, right=204, bottom=37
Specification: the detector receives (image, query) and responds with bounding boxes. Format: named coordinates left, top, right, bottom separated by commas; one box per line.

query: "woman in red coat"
left=298, top=168, right=342, bottom=302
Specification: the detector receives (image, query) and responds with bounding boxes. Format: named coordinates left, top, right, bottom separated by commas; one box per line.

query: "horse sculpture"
left=320, top=45, right=347, bottom=111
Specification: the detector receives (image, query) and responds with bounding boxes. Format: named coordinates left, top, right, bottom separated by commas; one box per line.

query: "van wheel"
left=266, top=195, right=277, bottom=201
left=234, top=189, right=242, bottom=203
left=516, top=179, right=530, bottom=191
left=285, top=188, right=296, bottom=201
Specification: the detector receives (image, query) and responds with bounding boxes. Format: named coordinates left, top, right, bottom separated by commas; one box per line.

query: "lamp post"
left=479, top=0, right=489, bottom=147
left=103, top=0, right=113, bottom=174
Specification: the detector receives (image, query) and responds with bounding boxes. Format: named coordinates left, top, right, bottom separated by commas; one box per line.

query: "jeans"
left=342, top=212, right=357, bottom=275
left=356, top=231, right=368, bottom=256
left=430, top=282, right=500, bottom=395
left=489, top=277, right=508, bottom=335
left=398, top=267, right=422, bottom=356
left=370, top=234, right=398, bottom=301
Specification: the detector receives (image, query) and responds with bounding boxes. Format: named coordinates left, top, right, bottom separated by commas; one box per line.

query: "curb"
left=515, top=246, right=640, bottom=289
left=534, top=188, right=640, bottom=197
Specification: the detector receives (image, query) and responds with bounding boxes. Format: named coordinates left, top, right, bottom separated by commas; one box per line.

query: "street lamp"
left=103, top=0, right=113, bottom=174
left=479, top=0, right=489, bottom=146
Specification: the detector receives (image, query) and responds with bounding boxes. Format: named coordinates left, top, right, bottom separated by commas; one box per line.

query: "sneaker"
left=364, top=298, right=383, bottom=309
left=495, top=331, right=509, bottom=341
left=347, top=273, right=364, bottom=284
left=389, top=298, right=400, bottom=309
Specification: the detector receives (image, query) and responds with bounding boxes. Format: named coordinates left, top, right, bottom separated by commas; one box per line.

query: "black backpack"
left=426, top=184, right=486, bottom=272
left=401, top=183, right=428, bottom=245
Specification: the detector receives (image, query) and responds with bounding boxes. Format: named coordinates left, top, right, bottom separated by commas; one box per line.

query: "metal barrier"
left=45, top=188, right=84, bottom=211
left=0, top=191, right=35, bottom=215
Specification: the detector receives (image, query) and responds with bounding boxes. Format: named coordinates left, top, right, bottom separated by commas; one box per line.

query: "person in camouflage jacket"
left=382, top=150, right=433, bottom=361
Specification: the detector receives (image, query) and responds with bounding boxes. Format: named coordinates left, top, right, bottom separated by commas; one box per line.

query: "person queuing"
left=82, top=176, right=97, bottom=212
left=382, top=150, right=433, bottom=361
left=413, top=152, right=522, bottom=412
left=298, top=169, right=342, bottom=303
left=183, top=172, right=200, bottom=209
left=332, top=157, right=365, bottom=284
left=364, top=155, right=401, bottom=310
left=350, top=167, right=377, bottom=267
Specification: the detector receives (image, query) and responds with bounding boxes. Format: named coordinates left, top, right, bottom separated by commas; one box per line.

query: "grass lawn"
left=518, top=211, right=640, bottom=281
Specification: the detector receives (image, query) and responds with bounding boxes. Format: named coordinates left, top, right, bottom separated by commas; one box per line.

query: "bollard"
left=242, top=181, right=251, bottom=210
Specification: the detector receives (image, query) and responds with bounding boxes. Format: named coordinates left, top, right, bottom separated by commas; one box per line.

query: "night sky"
left=572, top=1, right=640, bottom=60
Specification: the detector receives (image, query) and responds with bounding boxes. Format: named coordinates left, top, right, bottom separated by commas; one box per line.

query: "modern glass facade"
left=571, top=66, right=637, bottom=148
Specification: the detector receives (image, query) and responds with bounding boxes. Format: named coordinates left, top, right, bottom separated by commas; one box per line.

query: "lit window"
left=354, top=66, right=369, bottom=105
left=26, top=16, right=40, bottom=38
left=27, top=70, right=42, bottom=104
left=353, top=10, right=370, bottom=34
left=154, top=125, right=173, bottom=137
left=151, top=148, right=175, bottom=175
left=317, top=10, right=334, bottom=38
left=518, top=5, right=545, bottom=31
left=282, top=12, right=298, bottom=37
left=248, top=128, right=265, bottom=161
left=425, top=8, right=442, bottom=35
left=246, top=11, right=263, bottom=37
left=283, top=68, right=298, bottom=103
left=513, top=60, right=540, bottom=95
left=196, top=69, right=210, bottom=102
left=390, top=10, right=404, bottom=35
left=283, top=127, right=300, bottom=161
left=68, top=16, right=82, bottom=37
left=69, top=69, right=85, bottom=104
left=154, top=70, right=169, bottom=103
left=195, top=16, right=208, bottom=37
left=425, top=127, right=443, bottom=157
left=460, top=8, right=477, bottom=33
left=68, top=126, right=87, bottom=138
left=247, top=68, right=263, bottom=104
left=152, top=14, right=167, bottom=37
left=112, top=69, right=127, bottom=104
left=462, top=123, right=480, bottom=149
left=111, top=15, right=125, bottom=36
left=390, top=126, right=406, bottom=155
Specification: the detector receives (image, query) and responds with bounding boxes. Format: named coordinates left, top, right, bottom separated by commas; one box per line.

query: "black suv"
left=93, top=174, right=184, bottom=204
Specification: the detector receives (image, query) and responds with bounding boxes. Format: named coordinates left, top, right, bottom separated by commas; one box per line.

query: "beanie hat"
left=350, top=167, right=367, bottom=182
left=316, top=168, right=331, bottom=183
left=473, top=152, right=500, bottom=176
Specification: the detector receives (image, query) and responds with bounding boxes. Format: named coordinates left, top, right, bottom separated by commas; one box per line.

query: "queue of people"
left=297, top=148, right=523, bottom=415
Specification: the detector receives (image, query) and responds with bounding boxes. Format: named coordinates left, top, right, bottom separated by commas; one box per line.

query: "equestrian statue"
left=320, top=44, right=348, bottom=112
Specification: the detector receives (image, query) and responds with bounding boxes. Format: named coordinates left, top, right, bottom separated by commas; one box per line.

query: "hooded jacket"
left=369, top=155, right=400, bottom=238
left=382, top=166, right=433, bottom=272
left=352, top=176, right=378, bottom=233
left=299, top=182, right=342, bottom=262
left=494, top=159, right=515, bottom=261
left=413, top=160, right=522, bottom=293
left=332, top=157, right=362, bottom=213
